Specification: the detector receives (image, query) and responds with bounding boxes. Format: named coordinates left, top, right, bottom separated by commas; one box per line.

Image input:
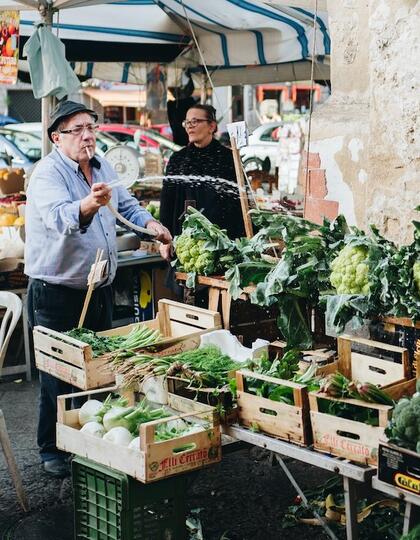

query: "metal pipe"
left=39, top=1, right=54, bottom=158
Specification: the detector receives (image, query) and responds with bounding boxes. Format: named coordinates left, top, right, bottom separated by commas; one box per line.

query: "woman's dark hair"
left=187, top=104, right=217, bottom=133
left=188, top=104, right=216, bottom=121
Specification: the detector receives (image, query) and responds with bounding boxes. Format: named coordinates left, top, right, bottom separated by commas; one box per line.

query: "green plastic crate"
left=72, top=457, right=187, bottom=540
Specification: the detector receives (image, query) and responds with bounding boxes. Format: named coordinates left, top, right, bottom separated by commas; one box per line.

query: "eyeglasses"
left=59, top=124, right=99, bottom=136
left=181, top=118, right=210, bottom=129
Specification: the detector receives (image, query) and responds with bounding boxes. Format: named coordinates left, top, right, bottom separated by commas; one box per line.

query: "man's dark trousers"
left=27, top=278, right=113, bottom=462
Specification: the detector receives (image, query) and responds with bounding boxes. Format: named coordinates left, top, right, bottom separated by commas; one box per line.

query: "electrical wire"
left=179, top=0, right=224, bottom=114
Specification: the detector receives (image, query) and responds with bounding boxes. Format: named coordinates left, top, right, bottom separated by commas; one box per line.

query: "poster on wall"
left=0, top=10, right=19, bottom=85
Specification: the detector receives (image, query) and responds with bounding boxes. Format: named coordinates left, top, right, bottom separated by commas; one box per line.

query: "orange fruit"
left=0, top=214, right=17, bottom=226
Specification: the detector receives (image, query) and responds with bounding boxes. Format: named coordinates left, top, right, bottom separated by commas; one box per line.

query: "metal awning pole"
left=39, top=1, right=54, bottom=158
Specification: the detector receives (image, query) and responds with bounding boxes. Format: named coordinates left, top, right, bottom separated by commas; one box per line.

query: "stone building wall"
left=305, top=0, right=419, bottom=245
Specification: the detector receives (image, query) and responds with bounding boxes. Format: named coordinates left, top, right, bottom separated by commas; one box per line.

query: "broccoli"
left=385, top=391, right=420, bottom=452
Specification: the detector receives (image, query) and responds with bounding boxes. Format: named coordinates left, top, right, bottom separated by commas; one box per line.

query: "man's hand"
left=146, top=220, right=172, bottom=244
left=80, top=183, right=112, bottom=222
left=90, top=183, right=112, bottom=208
left=159, top=242, right=173, bottom=261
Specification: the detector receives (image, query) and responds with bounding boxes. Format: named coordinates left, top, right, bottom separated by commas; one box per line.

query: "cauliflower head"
left=330, top=245, right=370, bottom=295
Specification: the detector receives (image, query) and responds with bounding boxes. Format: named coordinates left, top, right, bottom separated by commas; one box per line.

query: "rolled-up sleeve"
left=29, top=163, right=83, bottom=235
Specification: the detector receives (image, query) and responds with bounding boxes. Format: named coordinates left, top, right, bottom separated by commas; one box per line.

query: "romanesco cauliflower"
left=175, top=235, right=216, bottom=275
left=330, top=245, right=370, bottom=295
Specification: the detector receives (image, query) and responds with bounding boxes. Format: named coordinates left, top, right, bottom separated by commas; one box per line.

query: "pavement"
left=0, top=377, right=335, bottom=540
left=0, top=378, right=74, bottom=539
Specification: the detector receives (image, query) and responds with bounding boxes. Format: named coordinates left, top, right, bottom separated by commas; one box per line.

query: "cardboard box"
left=378, top=442, right=420, bottom=497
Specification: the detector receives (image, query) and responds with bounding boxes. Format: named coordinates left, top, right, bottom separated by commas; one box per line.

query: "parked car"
left=5, top=122, right=119, bottom=157
left=150, top=123, right=172, bottom=140
left=239, top=121, right=284, bottom=173
left=98, top=124, right=159, bottom=148
left=0, top=128, right=42, bottom=172
left=98, top=124, right=182, bottom=165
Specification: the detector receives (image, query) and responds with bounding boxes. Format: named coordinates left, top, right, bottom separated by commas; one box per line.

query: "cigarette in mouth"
left=85, top=146, right=93, bottom=160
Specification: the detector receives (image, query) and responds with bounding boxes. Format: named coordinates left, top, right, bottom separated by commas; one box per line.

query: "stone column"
left=367, top=0, right=419, bottom=244
left=305, top=0, right=419, bottom=244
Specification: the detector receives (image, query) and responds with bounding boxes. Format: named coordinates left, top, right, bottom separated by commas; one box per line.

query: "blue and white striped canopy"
left=0, top=0, right=330, bottom=83
left=18, top=0, right=189, bottom=62
left=157, top=0, right=330, bottom=68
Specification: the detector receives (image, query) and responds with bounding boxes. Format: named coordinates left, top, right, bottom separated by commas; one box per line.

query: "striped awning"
left=1, top=0, right=330, bottom=84
left=11, top=0, right=189, bottom=62
left=156, top=0, right=330, bottom=68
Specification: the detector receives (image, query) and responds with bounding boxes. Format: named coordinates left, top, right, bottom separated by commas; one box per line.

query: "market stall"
left=0, top=3, right=418, bottom=539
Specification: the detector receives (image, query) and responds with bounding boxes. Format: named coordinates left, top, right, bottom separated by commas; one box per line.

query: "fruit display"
left=0, top=14, right=18, bottom=59
left=145, top=202, right=160, bottom=220
left=0, top=213, right=17, bottom=227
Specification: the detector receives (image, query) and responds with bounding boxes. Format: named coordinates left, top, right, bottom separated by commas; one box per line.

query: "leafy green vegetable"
left=385, top=382, right=420, bottom=452
left=165, top=345, right=243, bottom=388
left=65, top=324, right=161, bottom=357
left=173, top=207, right=241, bottom=286
left=400, top=524, right=420, bottom=540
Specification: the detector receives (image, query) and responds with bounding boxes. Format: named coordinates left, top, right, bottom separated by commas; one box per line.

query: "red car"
left=98, top=124, right=159, bottom=148
left=150, top=124, right=172, bottom=140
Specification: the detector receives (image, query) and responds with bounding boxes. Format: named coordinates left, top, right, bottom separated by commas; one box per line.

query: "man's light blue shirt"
left=24, top=148, right=153, bottom=289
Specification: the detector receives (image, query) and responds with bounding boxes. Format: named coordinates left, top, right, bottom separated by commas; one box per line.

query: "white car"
left=5, top=122, right=119, bottom=157
left=239, top=121, right=284, bottom=173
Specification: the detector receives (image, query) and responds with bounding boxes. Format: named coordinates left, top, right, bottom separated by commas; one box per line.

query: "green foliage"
left=243, top=212, right=349, bottom=348
left=65, top=325, right=161, bottom=357
left=385, top=391, right=420, bottom=452
left=400, top=524, right=420, bottom=540
left=173, top=207, right=241, bottom=286
left=164, top=345, right=243, bottom=388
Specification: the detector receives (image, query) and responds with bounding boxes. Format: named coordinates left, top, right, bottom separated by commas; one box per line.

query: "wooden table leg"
left=221, top=290, right=232, bottom=330
left=208, top=287, right=220, bottom=312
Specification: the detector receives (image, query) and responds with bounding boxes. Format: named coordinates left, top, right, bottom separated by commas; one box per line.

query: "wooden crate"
left=236, top=369, right=312, bottom=446
left=336, top=335, right=410, bottom=386
left=167, top=373, right=236, bottom=419
left=57, top=386, right=221, bottom=483
left=309, top=336, right=411, bottom=466
left=34, top=299, right=221, bottom=390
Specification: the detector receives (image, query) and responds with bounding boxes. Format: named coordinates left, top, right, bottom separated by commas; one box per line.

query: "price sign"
left=87, top=259, right=108, bottom=285
left=226, top=121, right=248, bottom=148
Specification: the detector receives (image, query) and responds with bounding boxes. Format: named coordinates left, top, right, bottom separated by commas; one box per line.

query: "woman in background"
left=160, top=104, right=245, bottom=240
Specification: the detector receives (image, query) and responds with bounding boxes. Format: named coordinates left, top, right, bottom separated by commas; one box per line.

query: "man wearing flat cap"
left=25, top=100, right=172, bottom=478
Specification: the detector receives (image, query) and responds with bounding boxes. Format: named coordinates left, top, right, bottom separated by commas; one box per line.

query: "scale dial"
left=104, top=145, right=140, bottom=188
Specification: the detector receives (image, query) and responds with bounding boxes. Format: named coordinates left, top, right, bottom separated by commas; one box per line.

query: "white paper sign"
left=87, top=260, right=108, bottom=285
left=226, top=121, right=248, bottom=148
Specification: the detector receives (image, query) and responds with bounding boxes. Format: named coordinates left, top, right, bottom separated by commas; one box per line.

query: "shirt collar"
left=55, top=147, right=101, bottom=171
